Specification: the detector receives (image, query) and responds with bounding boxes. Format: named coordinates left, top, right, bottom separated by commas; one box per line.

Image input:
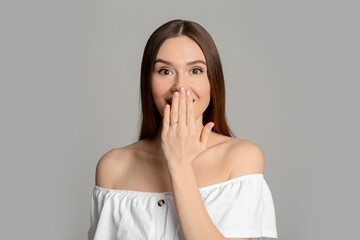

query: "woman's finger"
left=186, top=90, right=196, bottom=132
left=170, top=91, right=179, bottom=129
left=163, top=103, right=170, bottom=133
left=178, top=88, right=186, bottom=128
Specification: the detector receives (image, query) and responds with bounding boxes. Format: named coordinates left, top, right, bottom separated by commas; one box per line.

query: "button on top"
left=158, top=199, right=165, bottom=207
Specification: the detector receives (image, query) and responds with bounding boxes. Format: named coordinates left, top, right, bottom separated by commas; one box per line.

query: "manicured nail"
left=187, top=90, right=190, bottom=96
left=180, top=87, right=185, bottom=93
left=174, top=92, right=179, bottom=98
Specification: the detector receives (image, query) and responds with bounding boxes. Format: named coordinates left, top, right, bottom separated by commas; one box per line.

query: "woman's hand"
left=161, top=87, right=214, bottom=172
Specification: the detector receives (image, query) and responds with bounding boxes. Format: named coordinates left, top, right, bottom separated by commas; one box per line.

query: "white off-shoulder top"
left=88, top=173, right=278, bottom=240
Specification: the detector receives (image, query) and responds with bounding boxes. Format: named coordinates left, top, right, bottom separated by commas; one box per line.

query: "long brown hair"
left=138, top=19, right=235, bottom=140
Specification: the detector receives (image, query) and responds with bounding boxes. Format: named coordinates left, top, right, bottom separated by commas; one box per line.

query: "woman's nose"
left=172, top=86, right=190, bottom=95
left=172, top=73, right=188, bottom=92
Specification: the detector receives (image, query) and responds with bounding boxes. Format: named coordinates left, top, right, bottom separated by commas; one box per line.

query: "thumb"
left=200, top=122, right=215, bottom=147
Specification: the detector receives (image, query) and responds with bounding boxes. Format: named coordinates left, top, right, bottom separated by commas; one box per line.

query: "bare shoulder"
left=226, top=138, right=265, bottom=179
left=95, top=143, right=136, bottom=188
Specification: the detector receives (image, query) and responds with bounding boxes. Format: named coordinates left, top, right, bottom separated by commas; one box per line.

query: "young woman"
left=88, top=19, right=278, bottom=240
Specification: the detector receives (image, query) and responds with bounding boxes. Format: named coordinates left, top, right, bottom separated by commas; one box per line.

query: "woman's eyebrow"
left=154, top=58, right=207, bottom=67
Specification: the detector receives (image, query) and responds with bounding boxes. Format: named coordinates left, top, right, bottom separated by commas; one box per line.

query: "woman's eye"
left=158, top=69, right=173, bottom=76
left=190, top=68, right=204, bottom=75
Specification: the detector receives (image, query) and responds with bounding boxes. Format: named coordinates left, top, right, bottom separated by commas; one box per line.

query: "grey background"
left=0, top=0, right=359, bottom=239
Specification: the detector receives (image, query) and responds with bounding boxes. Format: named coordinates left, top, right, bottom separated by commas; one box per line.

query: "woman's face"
left=151, top=36, right=211, bottom=121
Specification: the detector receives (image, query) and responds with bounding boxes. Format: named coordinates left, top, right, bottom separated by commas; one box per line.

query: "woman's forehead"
left=156, top=36, right=206, bottom=64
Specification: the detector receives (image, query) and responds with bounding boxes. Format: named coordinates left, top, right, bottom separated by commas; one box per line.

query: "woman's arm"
left=169, top=164, right=252, bottom=240
left=169, top=164, right=228, bottom=240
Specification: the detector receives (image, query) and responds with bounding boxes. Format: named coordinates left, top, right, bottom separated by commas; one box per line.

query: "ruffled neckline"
left=93, top=173, right=264, bottom=197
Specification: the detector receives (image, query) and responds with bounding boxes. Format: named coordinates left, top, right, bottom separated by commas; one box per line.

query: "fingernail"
left=174, top=92, right=179, bottom=98
left=180, top=88, right=185, bottom=93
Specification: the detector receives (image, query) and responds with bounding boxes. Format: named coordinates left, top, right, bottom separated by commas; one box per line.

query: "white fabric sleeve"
left=87, top=186, right=101, bottom=240
left=206, top=174, right=278, bottom=239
